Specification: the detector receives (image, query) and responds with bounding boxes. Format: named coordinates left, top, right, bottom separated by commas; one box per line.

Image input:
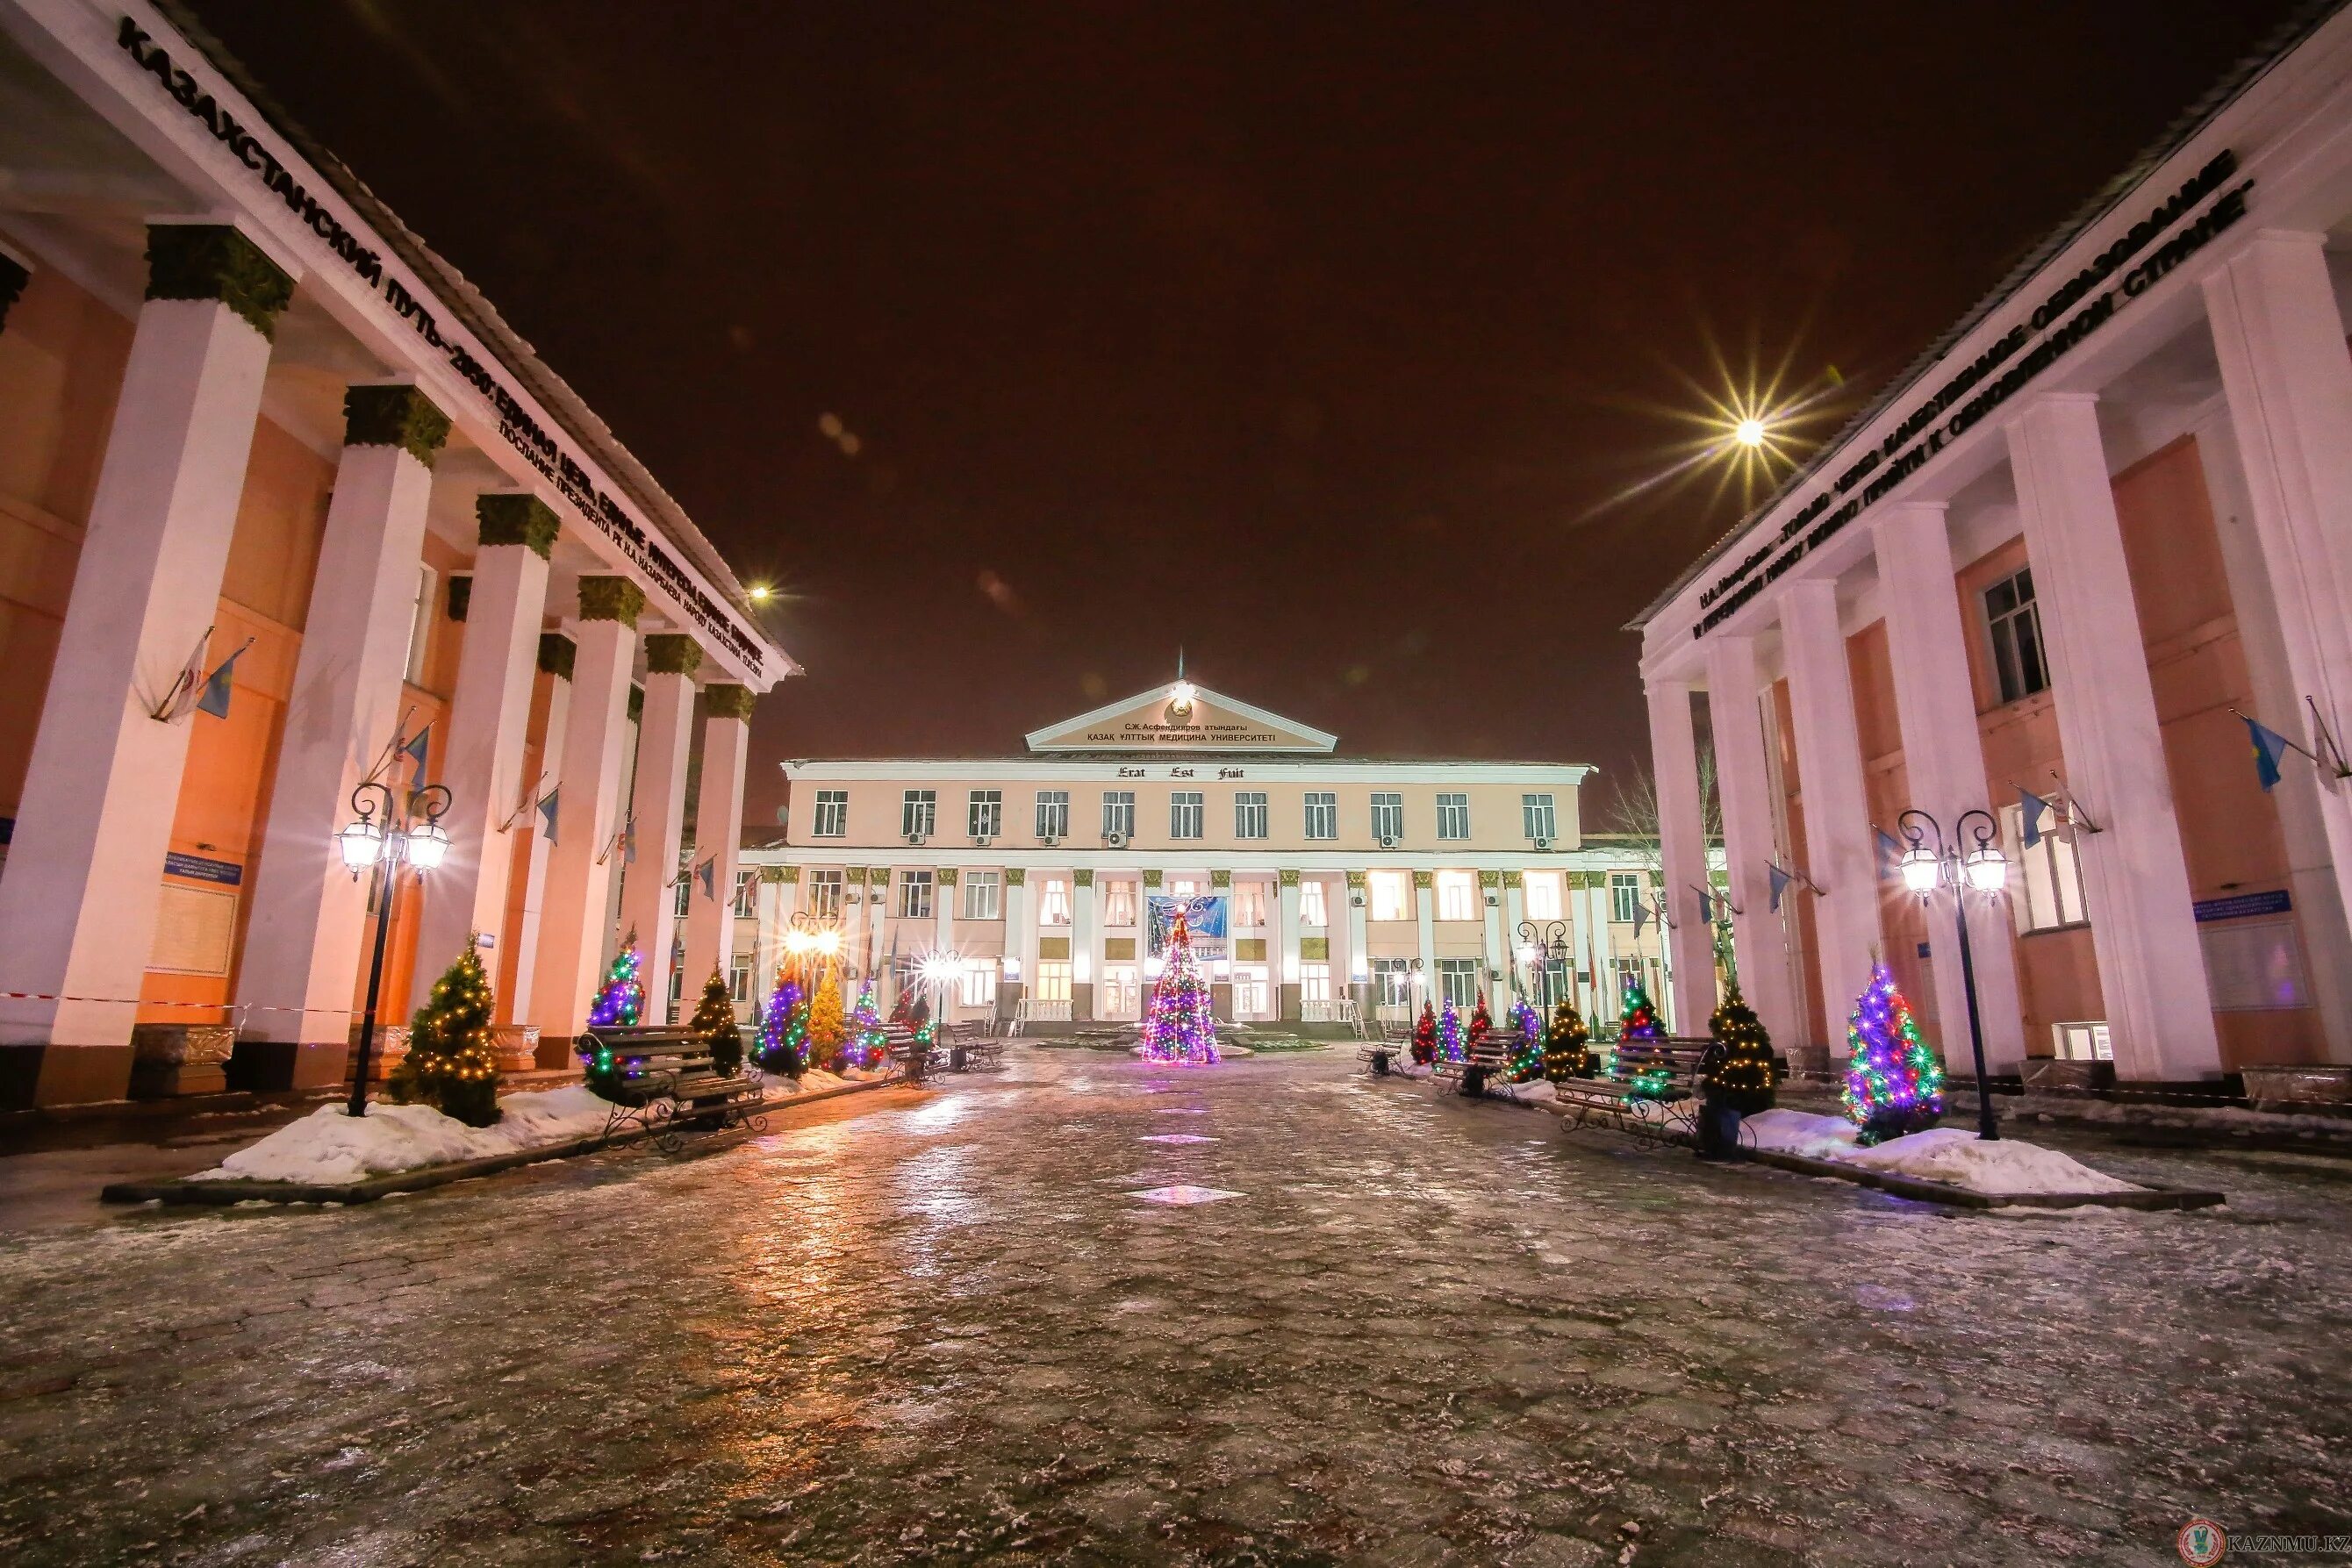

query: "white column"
left=1875, top=503, right=2029, bottom=1071
left=506, top=638, right=570, bottom=1026
left=753, top=869, right=788, bottom=1009
left=1000, top=871, right=1029, bottom=1023
left=618, top=641, right=698, bottom=1012
left=528, top=580, right=642, bottom=1042
left=1644, top=677, right=1718, bottom=1032
left=1414, top=871, right=1438, bottom=980
left=2203, top=234, right=2352, bottom=1001
left=1072, top=871, right=1098, bottom=1020
left=1502, top=875, right=1528, bottom=1010
left=0, top=225, right=290, bottom=1103
left=236, top=384, right=447, bottom=1080
left=2008, top=397, right=2221, bottom=1080
left=1276, top=873, right=1301, bottom=1020
left=1779, top=578, right=1882, bottom=1056
left=413, top=495, right=556, bottom=1012
left=1704, top=634, right=1802, bottom=1046
left=681, top=685, right=753, bottom=996
left=1345, top=874, right=1373, bottom=1015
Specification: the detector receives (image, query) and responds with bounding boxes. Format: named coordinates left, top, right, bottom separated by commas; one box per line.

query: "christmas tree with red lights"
left=1410, top=1002, right=1438, bottom=1065
left=1139, top=907, right=1219, bottom=1065
left=1465, top=997, right=1493, bottom=1057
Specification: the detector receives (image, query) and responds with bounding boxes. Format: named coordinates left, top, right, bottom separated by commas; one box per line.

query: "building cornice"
left=781, top=758, right=1594, bottom=785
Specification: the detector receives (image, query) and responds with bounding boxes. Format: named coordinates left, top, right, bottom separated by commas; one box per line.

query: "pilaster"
left=1779, top=577, right=1882, bottom=1056
left=1644, top=677, right=1717, bottom=1033
left=618, top=637, right=699, bottom=1014
left=681, top=684, right=754, bottom=997
left=1705, top=635, right=1802, bottom=1047
left=506, top=635, right=571, bottom=1027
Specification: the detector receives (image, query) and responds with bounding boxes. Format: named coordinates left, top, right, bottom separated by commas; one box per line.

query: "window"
left=1034, top=960, right=1072, bottom=1002
left=1610, top=872, right=1643, bottom=926
left=1101, top=966, right=1138, bottom=1018
left=1297, top=880, right=1328, bottom=927
left=1371, top=792, right=1405, bottom=843
left=1171, top=791, right=1204, bottom=839
left=672, top=874, right=690, bottom=920
left=1104, top=879, right=1137, bottom=927
left=958, top=959, right=998, bottom=1009
left=811, top=790, right=849, bottom=838
left=1035, top=790, right=1071, bottom=840
left=1304, top=791, right=1337, bottom=840
left=962, top=870, right=1001, bottom=920
left=668, top=948, right=685, bottom=1017
left=967, top=789, right=1002, bottom=840
left=1168, top=877, right=1200, bottom=899
left=1436, top=793, right=1470, bottom=841
left=1038, top=877, right=1071, bottom=926
left=807, top=869, right=843, bottom=917
left=1374, top=957, right=1416, bottom=1006
left=402, top=564, right=436, bottom=687
left=1438, top=957, right=1480, bottom=1008
left=731, top=870, right=757, bottom=919
left=729, top=954, right=754, bottom=1006
left=1102, top=791, right=1136, bottom=840
left=1368, top=870, right=1411, bottom=921
left=1231, top=884, right=1266, bottom=927
left=2054, top=1021, right=2112, bottom=1061
left=1235, top=791, right=1268, bottom=840
left=1522, top=793, right=1557, bottom=841
left=1985, top=567, right=2049, bottom=705
left=1536, top=958, right=1568, bottom=1010
left=1437, top=870, right=1477, bottom=921
left=899, top=870, right=934, bottom=920
left=1232, top=965, right=1269, bottom=1018
left=1524, top=871, right=1562, bottom=920
left=1300, top=962, right=1331, bottom=1002
left=901, top=789, right=936, bottom=839
left=2004, top=805, right=2089, bottom=932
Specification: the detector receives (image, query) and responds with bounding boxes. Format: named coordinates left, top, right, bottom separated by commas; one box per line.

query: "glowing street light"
left=1733, top=416, right=1768, bottom=448
left=1894, top=807, right=2011, bottom=1140
left=334, top=773, right=454, bottom=1119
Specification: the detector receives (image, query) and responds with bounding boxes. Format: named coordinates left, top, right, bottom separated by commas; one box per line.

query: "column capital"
left=699, top=683, right=756, bottom=721
left=537, top=633, right=576, bottom=681
left=936, top=868, right=959, bottom=886
left=144, top=222, right=292, bottom=340
left=477, top=493, right=561, bottom=557
left=577, top=576, right=646, bottom=626
left=1004, top=867, right=1026, bottom=886
left=1072, top=868, right=1094, bottom=886
left=1142, top=869, right=1163, bottom=887
left=1345, top=870, right=1366, bottom=887
left=1278, top=869, right=1300, bottom=886
left=643, top=634, right=703, bottom=677
left=767, top=864, right=795, bottom=884
left=1209, top=869, right=1232, bottom=887
left=1478, top=870, right=1502, bottom=887
left=1412, top=870, right=1433, bottom=889
left=342, top=383, right=450, bottom=469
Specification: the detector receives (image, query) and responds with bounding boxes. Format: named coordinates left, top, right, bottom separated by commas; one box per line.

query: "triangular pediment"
left=1025, top=682, right=1337, bottom=753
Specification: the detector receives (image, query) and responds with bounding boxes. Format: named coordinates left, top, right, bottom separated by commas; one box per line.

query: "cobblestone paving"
left=2, top=1049, right=2349, bottom=1566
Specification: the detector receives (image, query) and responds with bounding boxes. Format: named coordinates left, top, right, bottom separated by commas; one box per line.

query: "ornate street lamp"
left=1895, top=806, right=2010, bottom=1141
left=1517, top=919, right=1569, bottom=1010
left=337, top=777, right=453, bottom=1118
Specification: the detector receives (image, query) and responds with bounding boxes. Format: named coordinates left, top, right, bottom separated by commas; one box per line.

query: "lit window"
left=1371, top=792, right=1404, bottom=843
left=1985, top=567, right=2049, bottom=705
left=1104, top=880, right=1137, bottom=927
left=1169, top=877, right=1200, bottom=899
left=1035, top=790, right=1071, bottom=839
left=1297, top=880, right=1328, bottom=927
left=962, top=870, right=1001, bottom=920
left=806, top=869, right=843, bottom=917
left=1436, top=793, right=1470, bottom=841
left=899, top=870, right=934, bottom=920
left=1610, top=873, right=1642, bottom=926
left=811, top=790, right=849, bottom=837
left=1522, top=793, right=1557, bottom=841
left=1299, top=962, right=1331, bottom=1002
left=1369, top=870, right=1410, bottom=921
left=1524, top=871, right=1562, bottom=920
left=1235, top=791, right=1268, bottom=840
left=729, top=954, right=754, bottom=1005
left=1231, top=884, right=1266, bottom=927
left=1373, top=957, right=1415, bottom=1005
left=731, top=869, right=757, bottom=919
left=967, top=790, right=1002, bottom=840
left=1034, top=961, right=1072, bottom=1002
left=1303, top=791, right=1337, bottom=840
left=958, top=959, right=998, bottom=1008
left=1438, top=957, right=1479, bottom=1008
left=1101, top=965, right=1138, bottom=1017
left=901, top=790, right=936, bottom=839
left=1170, top=791, right=1204, bottom=840
left=1038, top=877, right=1072, bottom=926
left=1102, top=791, right=1136, bottom=839
left=1437, top=870, right=1477, bottom=921
left=2053, top=1021, right=2112, bottom=1061
left=2004, top=805, right=2089, bottom=932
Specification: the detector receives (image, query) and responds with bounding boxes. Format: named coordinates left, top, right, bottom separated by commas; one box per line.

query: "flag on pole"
left=1768, top=863, right=1793, bottom=913
left=696, top=856, right=716, bottom=899
left=193, top=641, right=251, bottom=720
left=2019, top=787, right=2053, bottom=848
left=1875, top=827, right=1905, bottom=882
left=1631, top=899, right=1648, bottom=938
left=537, top=788, right=559, bottom=844
left=621, top=815, right=637, bottom=864
left=400, top=725, right=432, bottom=791
left=1696, top=885, right=1713, bottom=924
left=2243, top=714, right=2291, bottom=792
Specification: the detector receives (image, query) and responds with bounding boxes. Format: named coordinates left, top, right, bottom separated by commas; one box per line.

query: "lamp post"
left=336, top=777, right=453, bottom=1118
left=916, top=946, right=963, bottom=1075
left=1517, top=919, right=1569, bottom=1012
left=1896, top=806, right=2010, bottom=1141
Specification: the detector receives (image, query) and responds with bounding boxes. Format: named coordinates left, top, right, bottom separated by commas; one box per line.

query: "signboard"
left=2192, top=889, right=2292, bottom=923
left=1147, top=895, right=1228, bottom=961
left=163, top=851, right=243, bottom=886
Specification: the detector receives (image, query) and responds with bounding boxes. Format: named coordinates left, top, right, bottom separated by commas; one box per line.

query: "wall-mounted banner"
left=1147, top=895, right=1228, bottom=960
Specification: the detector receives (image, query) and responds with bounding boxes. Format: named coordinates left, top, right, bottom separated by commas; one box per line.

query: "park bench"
left=1359, top=1019, right=1414, bottom=1075
left=1431, top=1031, right=1527, bottom=1098
left=579, top=1025, right=767, bottom=1153
left=942, top=1020, right=1002, bottom=1072
left=1553, top=1035, right=1753, bottom=1150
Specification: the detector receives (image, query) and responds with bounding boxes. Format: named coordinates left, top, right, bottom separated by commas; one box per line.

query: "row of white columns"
left=1648, top=228, right=2352, bottom=1083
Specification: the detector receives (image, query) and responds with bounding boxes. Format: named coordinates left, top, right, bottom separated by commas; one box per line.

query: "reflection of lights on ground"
left=1139, top=1133, right=1217, bottom=1144
left=905, top=1094, right=975, bottom=1129
left=1129, top=1184, right=1243, bottom=1206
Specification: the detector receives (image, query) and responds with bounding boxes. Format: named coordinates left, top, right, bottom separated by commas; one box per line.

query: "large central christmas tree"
left=1139, top=907, right=1219, bottom=1065
left=1841, top=963, right=1943, bottom=1144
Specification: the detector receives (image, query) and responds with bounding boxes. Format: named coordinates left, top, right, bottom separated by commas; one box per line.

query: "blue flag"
left=1768, top=863, right=1793, bottom=913
left=2019, top=787, right=2052, bottom=848
left=2244, top=714, right=2290, bottom=792
left=537, top=788, right=559, bottom=845
left=1696, top=886, right=1713, bottom=924
left=1875, top=827, right=1905, bottom=882
left=696, top=856, right=716, bottom=899
left=193, top=642, right=248, bottom=720
left=400, top=725, right=432, bottom=790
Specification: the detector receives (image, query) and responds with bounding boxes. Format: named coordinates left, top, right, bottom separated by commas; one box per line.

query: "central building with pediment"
left=735, top=677, right=1668, bottom=1033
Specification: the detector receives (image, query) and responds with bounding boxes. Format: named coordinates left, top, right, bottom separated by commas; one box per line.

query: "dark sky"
left=195, top=0, right=2305, bottom=826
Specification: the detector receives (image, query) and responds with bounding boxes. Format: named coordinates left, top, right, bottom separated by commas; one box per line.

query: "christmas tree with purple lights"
left=754, top=974, right=807, bottom=1075
left=850, top=977, right=886, bottom=1069
left=1509, top=998, right=1545, bottom=1082
left=1437, top=997, right=1466, bottom=1063
left=1139, top=906, right=1219, bottom=1065
left=586, top=930, right=645, bottom=1028
left=1841, top=963, right=1943, bottom=1144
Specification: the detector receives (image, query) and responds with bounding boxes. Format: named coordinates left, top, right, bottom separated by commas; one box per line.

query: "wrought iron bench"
left=1553, top=1035, right=1751, bottom=1150
left=1431, top=1030, right=1530, bottom=1099
left=579, top=1025, right=766, bottom=1154
left=1359, top=1019, right=1415, bottom=1075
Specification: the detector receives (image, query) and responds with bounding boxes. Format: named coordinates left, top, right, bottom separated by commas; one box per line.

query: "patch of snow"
left=1496, top=1079, right=1559, bottom=1105
left=190, top=1085, right=614, bottom=1185
left=1744, top=1108, right=1863, bottom=1158
left=1839, top=1127, right=2142, bottom=1194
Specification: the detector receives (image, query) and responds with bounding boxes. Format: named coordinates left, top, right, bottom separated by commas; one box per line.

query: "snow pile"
left=800, top=1068, right=852, bottom=1090
left=192, top=1085, right=614, bottom=1185
left=1745, top=1108, right=1862, bottom=1158
left=1495, top=1079, right=1560, bottom=1105
left=1743, top=1108, right=2141, bottom=1195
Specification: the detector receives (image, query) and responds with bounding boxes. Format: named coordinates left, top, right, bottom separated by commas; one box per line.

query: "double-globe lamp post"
left=335, top=779, right=453, bottom=1118
left=1895, top=806, right=2009, bottom=1142
left=1517, top=919, right=1569, bottom=1012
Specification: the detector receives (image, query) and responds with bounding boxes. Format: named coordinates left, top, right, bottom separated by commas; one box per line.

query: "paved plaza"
left=2, top=1049, right=2348, bottom=1565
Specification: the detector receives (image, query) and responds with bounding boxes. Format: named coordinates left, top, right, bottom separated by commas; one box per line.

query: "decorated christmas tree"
left=1436, top=997, right=1466, bottom=1063
left=1409, top=1002, right=1438, bottom=1065
left=1508, top=999, right=1545, bottom=1082
left=1617, top=974, right=1671, bottom=1098
left=1704, top=984, right=1776, bottom=1114
left=1841, top=964, right=1943, bottom=1143
left=755, top=974, right=807, bottom=1075
left=1465, top=997, right=1493, bottom=1057
left=390, top=940, right=501, bottom=1126
left=1138, top=907, right=1219, bottom=1065
left=806, top=969, right=848, bottom=1069
left=688, top=968, right=743, bottom=1077
left=1543, top=998, right=1592, bottom=1081
left=850, top=978, right=886, bottom=1069
left=586, top=930, right=646, bottom=1029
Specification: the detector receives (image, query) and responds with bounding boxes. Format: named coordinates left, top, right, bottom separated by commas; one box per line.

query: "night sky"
left=193, top=1, right=2306, bottom=827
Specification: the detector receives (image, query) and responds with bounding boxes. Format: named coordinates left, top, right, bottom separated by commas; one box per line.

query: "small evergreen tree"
left=1842, top=964, right=1942, bottom=1143
left=1703, top=984, right=1776, bottom=1114
left=807, top=969, right=848, bottom=1069
left=1409, top=1002, right=1438, bottom=1065
left=755, top=975, right=807, bottom=1076
left=1543, top=999, right=1591, bottom=1081
left=1437, top=997, right=1466, bottom=1063
left=1508, top=999, right=1545, bottom=1082
left=1465, top=997, right=1493, bottom=1056
left=850, top=978, right=886, bottom=1069
left=389, top=940, right=502, bottom=1126
left=586, top=931, right=645, bottom=1027
left=688, top=968, right=742, bottom=1077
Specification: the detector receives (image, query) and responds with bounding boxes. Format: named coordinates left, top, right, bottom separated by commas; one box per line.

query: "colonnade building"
left=1633, top=7, right=2352, bottom=1087
left=0, top=1, right=788, bottom=1106
left=731, top=679, right=1671, bottom=1032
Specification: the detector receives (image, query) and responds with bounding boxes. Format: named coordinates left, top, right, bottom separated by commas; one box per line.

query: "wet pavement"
left=1, top=1045, right=2348, bottom=1565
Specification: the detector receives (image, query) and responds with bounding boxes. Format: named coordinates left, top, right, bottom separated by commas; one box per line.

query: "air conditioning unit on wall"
left=1105, top=830, right=1129, bottom=848
left=906, top=832, right=928, bottom=847
left=1377, top=833, right=1401, bottom=849
left=1041, top=834, right=1062, bottom=847
left=973, top=834, right=994, bottom=849
left=1533, top=835, right=1553, bottom=851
